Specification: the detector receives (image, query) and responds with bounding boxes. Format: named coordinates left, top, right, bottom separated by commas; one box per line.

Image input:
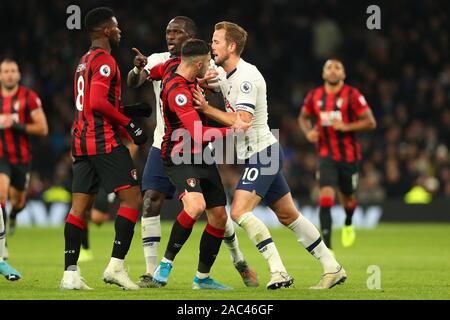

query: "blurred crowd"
left=1, top=0, right=448, bottom=204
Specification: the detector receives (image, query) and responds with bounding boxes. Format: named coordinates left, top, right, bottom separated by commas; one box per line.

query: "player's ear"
left=103, top=26, right=111, bottom=37
left=229, top=42, right=236, bottom=54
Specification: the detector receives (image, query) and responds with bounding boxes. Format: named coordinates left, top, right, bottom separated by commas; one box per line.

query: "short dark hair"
left=173, top=16, right=197, bottom=37
left=181, top=39, right=210, bottom=58
left=0, top=58, right=19, bottom=72
left=85, top=7, right=115, bottom=33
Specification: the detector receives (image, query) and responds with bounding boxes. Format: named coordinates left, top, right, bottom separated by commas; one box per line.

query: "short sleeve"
left=90, top=54, right=117, bottom=89
left=235, top=79, right=258, bottom=115
left=351, top=88, right=370, bottom=116
left=27, top=90, right=42, bottom=112
left=167, top=87, right=196, bottom=118
left=302, top=91, right=314, bottom=115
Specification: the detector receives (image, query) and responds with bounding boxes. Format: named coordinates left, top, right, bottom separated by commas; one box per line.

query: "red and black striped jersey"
left=149, top=58, right=228, bottom=162
left=0, top=86, right=42, bottom=164
left=302, top=84, right=370, bottom=163
left=71, top=47, right=129, bottom=156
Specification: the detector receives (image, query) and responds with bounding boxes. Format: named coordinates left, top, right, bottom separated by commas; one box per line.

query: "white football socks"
left=237, top=212, right=286, bottom=273
left=223, top=216, right=245, bottom=264
left=287, top=215, right=340, bottom=273
left=141, top=216, right=161, bottom=275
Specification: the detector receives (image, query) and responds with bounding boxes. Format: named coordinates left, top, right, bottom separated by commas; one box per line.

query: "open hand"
left=0, top=114, right=14, bottom=129
left=306, top=127, right=319, bottom=143
left=193, top=88, right=209, bottom=113
left=197, top=68, right=219, bottom=88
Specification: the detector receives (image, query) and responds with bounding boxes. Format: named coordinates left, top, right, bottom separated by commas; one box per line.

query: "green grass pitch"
left=1, top=222, right=449, bottom=300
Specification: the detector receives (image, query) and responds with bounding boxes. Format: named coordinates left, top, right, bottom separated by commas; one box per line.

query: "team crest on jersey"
left=77, top=63, right=86, bottom=72
left=175, top=94, right=187, bottom=106
left=186, top=178, right=197, bottom=188
left=337, top=98, right=344, bottom=109
left=131, top=169, right=137, bottom=181
left=100, top=64, right=111, bottom=77
left=240, top=81, right=252, bottom=93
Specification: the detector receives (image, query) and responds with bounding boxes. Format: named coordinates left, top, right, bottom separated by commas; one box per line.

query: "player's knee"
left=134, top=195, right=143, bottom=211
left=91, top=209, right=107, bottom=225
left=68, top=207, right=84, bottom=218
left=184, top=201, right=206, bottom=218
left=142, top=190, right=164, bottom=218
left=91, top=215, right=103, bottom=226
left=206, top=207, right=227, bottom=228
left=12, top=205, right=25, bottom=214
left=230, top=209, right=244, bottom=222
left=277, top=213, right=298, bottom=226
left=320, top=187, right=335, bottom=199
left=213, top=212, right=227, bottom=229
left=122, top=189, right=143, bottom=211
left=343, top=196, right=356, bottom=209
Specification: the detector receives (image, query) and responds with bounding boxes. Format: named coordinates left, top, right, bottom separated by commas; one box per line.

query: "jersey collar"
left=226, top=58, right=245, bottom=79
left=226, top=68, right=237, bottom=79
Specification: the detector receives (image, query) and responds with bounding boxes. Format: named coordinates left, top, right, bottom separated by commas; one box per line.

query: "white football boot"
left=266, top=271, right=294, bottom=290
left=103, top=263, right=139, bottom=290
left=60, top=269, right=93, bottom=290
left=310, top=266, right=347, bottom=289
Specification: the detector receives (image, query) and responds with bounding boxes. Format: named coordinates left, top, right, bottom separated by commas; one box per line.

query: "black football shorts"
left=317, top=157, right=360, bottom=195
left=0, top=158, right=31, bottom=191
left=163, top=162, right=227, bottom=209
left=72, top=145, right=139, bottom=195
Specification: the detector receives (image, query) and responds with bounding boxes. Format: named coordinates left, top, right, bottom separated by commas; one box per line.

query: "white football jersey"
left=143, top=52, right=171, bottom=149
left=214, top=58, right=277, bottom=159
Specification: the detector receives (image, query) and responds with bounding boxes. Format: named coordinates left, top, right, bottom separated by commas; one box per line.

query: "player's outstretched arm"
left=192, top=88, right=236, bottom=126
left=127, top=48, right=148, bottom=88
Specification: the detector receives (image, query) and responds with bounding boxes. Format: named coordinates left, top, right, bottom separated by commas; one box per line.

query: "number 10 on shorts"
left=243, top=167, right=259, bottom=182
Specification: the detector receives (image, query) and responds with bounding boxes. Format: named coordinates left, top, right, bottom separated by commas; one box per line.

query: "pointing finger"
left=132, top=47, right=144, bottom=56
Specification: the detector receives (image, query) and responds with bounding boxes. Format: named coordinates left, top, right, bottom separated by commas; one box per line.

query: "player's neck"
left=176, top=64, right=196, bottom=82
left=324, top=82, right=344, bottom=94
left=0, top=85, right=19, bottom=97
left=222, top=55, right=240, bottom=73
left=91, top=38, right=111, bottom=53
